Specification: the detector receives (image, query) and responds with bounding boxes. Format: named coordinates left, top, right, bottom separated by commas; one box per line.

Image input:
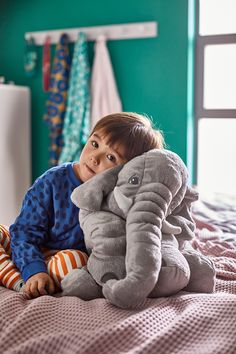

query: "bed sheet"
left=0, top=194, right=236, bottom=354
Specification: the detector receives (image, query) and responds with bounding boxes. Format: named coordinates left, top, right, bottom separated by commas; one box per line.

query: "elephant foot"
left=182, top=250, right=216, bottom=293
left=150, top=247, right=191, bottom=298
left=149, top=265, right=190, bottom=298
left=61, top=266, right=104, bottom=300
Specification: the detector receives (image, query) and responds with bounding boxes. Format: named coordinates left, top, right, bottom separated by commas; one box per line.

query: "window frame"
left=195, top=0, right=236, bottom=183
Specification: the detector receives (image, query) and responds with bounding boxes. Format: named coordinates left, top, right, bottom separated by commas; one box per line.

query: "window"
left=196, top=0, right=236, bottom=195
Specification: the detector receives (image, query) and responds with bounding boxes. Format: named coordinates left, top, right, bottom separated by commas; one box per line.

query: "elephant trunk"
left=103, top=186, right=172, bottom=309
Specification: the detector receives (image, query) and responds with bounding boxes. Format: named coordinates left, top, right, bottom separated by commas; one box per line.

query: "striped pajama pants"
left=0, top=224, right=88, bottom=291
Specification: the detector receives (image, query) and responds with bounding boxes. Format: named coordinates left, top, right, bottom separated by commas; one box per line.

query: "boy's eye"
left=91, top=140, right=98, bottom=148
left=107, top=154, right=116, bottom=163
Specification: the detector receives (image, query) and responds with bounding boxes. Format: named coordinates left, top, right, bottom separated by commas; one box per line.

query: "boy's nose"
left=91, top=155, right=99, bottom=165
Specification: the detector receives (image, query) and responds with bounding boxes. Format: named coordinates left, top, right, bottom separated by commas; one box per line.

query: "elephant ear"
left=71, top=165, right=123, bottom=211
left=166, top=186, right=199, bottom=247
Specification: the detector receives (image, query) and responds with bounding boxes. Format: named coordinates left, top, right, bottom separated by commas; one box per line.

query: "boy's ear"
left=71, top=165, right=123, bottom=211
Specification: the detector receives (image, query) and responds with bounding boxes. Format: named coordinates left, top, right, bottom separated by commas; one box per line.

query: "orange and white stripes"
left=0, top=225, right=23, bottom=291
left=0, top=224, right=88, bottom=291
left=0, top=225, right=11, bottom=254
left=46, top=250, right=88, bottom=287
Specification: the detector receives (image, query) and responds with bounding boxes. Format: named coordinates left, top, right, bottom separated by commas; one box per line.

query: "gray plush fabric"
left=61, top=149, right=216, bottom=309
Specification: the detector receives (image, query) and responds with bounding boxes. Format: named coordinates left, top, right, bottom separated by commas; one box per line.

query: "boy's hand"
left=24, top=272, right=55, bottom=298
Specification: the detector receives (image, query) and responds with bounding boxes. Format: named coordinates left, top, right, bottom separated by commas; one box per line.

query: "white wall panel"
left=0, top=85, right=31, bottom=226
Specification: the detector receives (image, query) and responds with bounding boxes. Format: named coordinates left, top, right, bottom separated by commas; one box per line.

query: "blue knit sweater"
left=9, top=163, right=86, bottom=282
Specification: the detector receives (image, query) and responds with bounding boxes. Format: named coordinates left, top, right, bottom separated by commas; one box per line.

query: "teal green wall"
left=0, top=0, right=191, bottom=182
left=187, top=0, right=196, bottom=185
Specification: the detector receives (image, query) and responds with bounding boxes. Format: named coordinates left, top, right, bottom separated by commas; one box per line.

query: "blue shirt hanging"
left=59, top=32, right=91, bottom=164
left=44, top=33, right=71, bottom=166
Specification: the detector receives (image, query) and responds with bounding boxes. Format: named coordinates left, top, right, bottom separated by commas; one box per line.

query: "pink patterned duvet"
left=0, top=196, right=236, bottom=354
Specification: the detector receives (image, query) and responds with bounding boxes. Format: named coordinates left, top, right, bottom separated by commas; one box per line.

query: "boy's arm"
left=9, top=176, right=51, bottom=283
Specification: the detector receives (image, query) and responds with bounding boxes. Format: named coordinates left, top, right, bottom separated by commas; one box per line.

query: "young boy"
left=0, top=112, right=164, bottom=298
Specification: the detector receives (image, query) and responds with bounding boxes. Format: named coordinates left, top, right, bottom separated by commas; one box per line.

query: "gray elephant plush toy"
left=61, top=149, right=216, bottom=309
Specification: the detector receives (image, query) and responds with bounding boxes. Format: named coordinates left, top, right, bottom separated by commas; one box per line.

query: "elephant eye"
left=128, top=175, right=139, bottom=185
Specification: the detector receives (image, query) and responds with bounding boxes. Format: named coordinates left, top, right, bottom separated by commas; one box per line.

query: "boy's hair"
left=90, top=112, right=165, bottom=161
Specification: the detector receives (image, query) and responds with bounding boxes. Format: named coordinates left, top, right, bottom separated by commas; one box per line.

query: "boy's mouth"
left=85, top=164, right=95, bottom=174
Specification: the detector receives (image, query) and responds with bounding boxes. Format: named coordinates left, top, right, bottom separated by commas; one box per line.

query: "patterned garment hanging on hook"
left=24, top=37, right=37, bottom=76
left=43, top=36, right=51, bottom=92
left=44, top=33, right=71, bottom=166
left=59, top=32, right=91, bottom=164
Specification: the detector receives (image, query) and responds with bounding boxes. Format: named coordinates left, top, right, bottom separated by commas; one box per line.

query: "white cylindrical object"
left=0, top=84, right=31, bottom=226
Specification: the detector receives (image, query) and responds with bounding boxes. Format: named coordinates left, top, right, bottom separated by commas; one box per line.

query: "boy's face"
left=75, top=130, right=127, bottom=183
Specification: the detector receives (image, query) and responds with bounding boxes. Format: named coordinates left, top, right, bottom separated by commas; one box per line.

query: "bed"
left=0, top=192, right=236, bottom=354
